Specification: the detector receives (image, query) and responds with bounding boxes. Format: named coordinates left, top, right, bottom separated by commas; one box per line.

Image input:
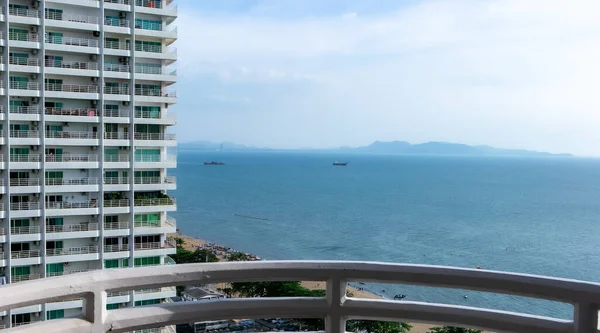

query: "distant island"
left=179, top=140, right=573, bottom=157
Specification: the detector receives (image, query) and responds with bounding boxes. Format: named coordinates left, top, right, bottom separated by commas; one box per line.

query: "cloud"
left=173, top=0, right=600, bottom=155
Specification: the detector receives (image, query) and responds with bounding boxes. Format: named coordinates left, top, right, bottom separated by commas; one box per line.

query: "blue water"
left=171, top=151, right=600, bottom=319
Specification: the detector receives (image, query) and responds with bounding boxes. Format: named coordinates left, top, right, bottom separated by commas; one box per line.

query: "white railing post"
left=326, top=277, right=347, bottom=333
left=574, top=302, right=599, bottom=333
left=84, top=290, right=107, bottom=333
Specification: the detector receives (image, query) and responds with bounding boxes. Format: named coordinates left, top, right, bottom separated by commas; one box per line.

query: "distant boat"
left=333, top=161, right=348, bottom=166
left=204, top=161, right=225, bottom=165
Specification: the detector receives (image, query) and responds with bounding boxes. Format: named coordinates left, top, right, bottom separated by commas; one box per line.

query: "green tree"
left=427, top=326, right=482, bottom=333
left=348, top=320, right=412, bottom=333
left=230, top=281, right=325, bottom=298
left=228, top=251, right=249, bottom=261
left=171, top=247, right=218, bottom=264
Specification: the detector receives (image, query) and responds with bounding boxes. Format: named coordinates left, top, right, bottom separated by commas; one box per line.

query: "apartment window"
left=135, top=40, right=161, bottom=53
left=135, top=170, right=160, bottom=178
left=135, top=213, right=160, bottom=227
left=135, top=124, right=160, bottom=134
left=11, top=243, right=29, bottom=252
left=10, top=195, right=29, bottom=205
left=105, top=15, right=119, bottom=26
left=46, top=309, right=64, bottom=320
left=9, top=52, right=28, bottom=65
left=10, top=219, right=30, bottom=228
left=10, top=123, right=29, bottom=132
left=45, top=55, right=63, bottom=67
left=104, top=259, right=119, bottom=269
left=105, top=37, right=120, bottom=49
left=45, top=195, right=63, bottom=203
left=9, top=28, right=28, bottom=41
left=135, top=235, right=160, bottom=244
left=10, top=171, right=29, bottom=181
left=45, top=78, right=63, bottom=91
left=9, top=76, right=28, bottom=89
left=46, top=31, right=63, bottom=44
left=134, top=256, right=160, bottom=267
left=45, top=171, right=63, bottom=180
left=45, top=8, right=63, bottom=20
left=47, top=241, right=63, bottom=250
left=12, top=313, right=31, bottom=325
left=47, top=217, right=64, bottom=226
left=135, top=105, right=160, bottom=118
left=135, top=83, right=161, bottom=96
left=106, top=303, right=119, bottom=310
left=135, top=299, right=160, bottom=306
left=135, top=0, right=162, bottom=9
left=46, top=263, right=63, bottom=275
left=135, top=18, right=162, bottom=31
left=11, top=266, right=30, bottom=277
left=10, top=147, right=29, bottom=155
left=134, top=149, right=160, bottom=162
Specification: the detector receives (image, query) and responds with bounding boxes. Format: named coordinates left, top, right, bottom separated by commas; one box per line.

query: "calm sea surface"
left=171, top=151, right=600, bottom=319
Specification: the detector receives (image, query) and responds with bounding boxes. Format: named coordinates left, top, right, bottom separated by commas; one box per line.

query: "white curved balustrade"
left=1, top=261, right=600, bottom=333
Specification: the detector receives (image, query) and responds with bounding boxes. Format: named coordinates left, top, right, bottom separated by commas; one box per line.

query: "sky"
left=171, top=0, right=600, bottom=156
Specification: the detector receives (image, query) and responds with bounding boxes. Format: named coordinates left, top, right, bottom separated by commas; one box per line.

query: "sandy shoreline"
left=171, top=233, right=481, bottom=333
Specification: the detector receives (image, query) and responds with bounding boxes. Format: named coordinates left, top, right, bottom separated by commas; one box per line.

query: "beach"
left=172, top=233, right=462, bottom=333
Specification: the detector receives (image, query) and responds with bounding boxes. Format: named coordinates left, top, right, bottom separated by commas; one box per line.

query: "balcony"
left=45, top=107, right=100, bottom=123
left=10, top=154, right=41, bottom=169
left=8, top=7, right=39, bottom=18
left=104, top=244, right=129, bottom=253
left=3, top=261, right=600, bottom=333
left=105, top=17, right=129, bottom=27
left=47, top=223, right=99, bottom=233
left=104, top=63, right=130, bottom=73
left=135, top=110, right=176, bottom=125
left=45, top=154, right=99, bottom=169
left=9, top=56, right=40, bottom=67
left=11, top=273, right=41, bottom=283
left=8, top=32, right=40, bottom=45
left=10, top=201, right=41, bottom=211
left=46, top=245, right=99, bottom=257
left=134, top=154, right=176, bottom=169
left=10, top=106, right=39, bottom=115
left=45, top=12, right=100, bottom=25
left=104, top=108, right=129, bottom=118
left=135, top=65, right=176, bottom=84
left=46, top=177, right=99, bottom=193
left=45, top=131, right=99, bottom=146
left=104, top=85, right=130, bottom=95
left=135, top=176, right=176, bottom=191
left=10, top=178, right=41, bottom=194
left=11, top=225, right=40, bottom=235
left=45, top=83, right=99, bottom=99
left=45, top=200, right=98, bottom=217
left=9, top=81, right=39, bottom=91
left=10, top=249, right=40, bottom=259
left=45, top=59, right=99, bottom=76
left=105, top=154, right=130, bottom=168
left=45, top=36, right=99, bottom=53
left=134, top=238, right=176, bottom=252
left=10, top=130, right=40, bottom=145
left=134, top=132, right=176, bottom=144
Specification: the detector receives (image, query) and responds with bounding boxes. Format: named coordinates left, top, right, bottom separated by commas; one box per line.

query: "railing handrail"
left=104, top=109, right=130, bottom=117
left=9, top=130, right=39, bottom=138
left=46, top=153, right=99, bottom=162
left=10, top=201, right=41, bottom=211
left=45, top=107, right=99, bottom=117
left=104, top=154, right=130, bottom=162
left=45, top=35, right=99, bottom=47
left=9, top=6, right=39, bottom=17
left=45, top=201, right=98, bottom=209
left=46, top=245, right=99, bottom=256
left=10, top=105, right=38, bottom=114
left=9, top=56, right=40, bottom=66
left=2, top=261, right=600, bottom=333
left=47, top=223, right=99, bottom=233
left=46, top=130, right=98, bottom=139
left=45, top=83, right=99, bottom=93
left=104, top=199, right=130, bottom=207
left=133, top=197, right=175, bottom=206
left=45, top=59, right=99, bottom=70
left=46, top=12, right=99, bottom=24
left=45, top=177, right=99, bottom=186
left=10, top=178, right=40, bottom=186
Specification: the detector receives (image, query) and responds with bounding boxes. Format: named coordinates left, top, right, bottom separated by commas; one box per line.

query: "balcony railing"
left=47, top=269, right=95, bottom=277
left=46, top=131, right=98, bottom=139
left=105, top=0, right=130, bottom=4
left=46, top=154, right=99, bottom=162
left=104, top=109, right=129, bottom=117
left=45, top=12, right=100, bottom=24
left=105, top=132, right=130, bottom=140
left=11, top=226, right=40, bottom=235
left=135, top=88, right=176, bottom=97
left=10, top=154, right=40, bottom=162
left=9, top=7, right=39, bottom=18
left=10, top=106, right=39, bottom=114
left=134, top=155, right=177, bottom=163
left=46, top=245, right=98, bottom=256
left=105, top=154, right=130, bottom=162
left=134, top=176, right=176, bottom=185
left=9, top=56, right=39, bottom=66
left=3, top=261, right=600, bottom=333
left=10, top=178, right=40, bottom=186
left=46, top=36, right=99, bottom=47
left=134, top=197, right=175, bottom=207
left=45, top=60, right=99, bottom=70
left=104, top=244, right=129, bottom=253
left=134, top=133, right=176, bottom=141
left=10, top=130, right=38, bottom=138
left=47, top=223, right=99, bottom=233
left=105, top=18, right=129, bottom=27
left=104, top=177, right=130, bottom=185
left=104, top=63, right=130, bottom=72
left=135, top=65, right=175, bottom=75
left=10, top=249, right=40, bottom=259
left=134, top=239, right=175, bottom=251
left=136, top=0, right=162, bottom=9
left=46, top=201, right=98, bottom=210
left=104, top=86, right=129, bottom=94
left=104, top=221, right=129, bottom=230
left=12, top=273, right=41, bottom=283
left=8, top=32, right=39, bottom=42
left=105, top=40, right=129, bottom=50
left=104, top=199, right=130, bottom=208
left=10, top=201, right=41, bottom=211
left=134, top=110, right=176, bottom=120
left=45, top=107, right=99, bottom=117
left=45, top=83, right=99, bottom=93
left=9, top=81, right=39, bottom=90
left=46, top=177, right=99, bottom=186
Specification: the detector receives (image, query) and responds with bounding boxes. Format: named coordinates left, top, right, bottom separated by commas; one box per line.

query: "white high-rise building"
left=0, top=0, right=177, bottom=329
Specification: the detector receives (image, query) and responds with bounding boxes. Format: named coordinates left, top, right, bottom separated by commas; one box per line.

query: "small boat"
left=333, top=161, right=348, bottom=166
left=204, top=161, right=225, bottom=165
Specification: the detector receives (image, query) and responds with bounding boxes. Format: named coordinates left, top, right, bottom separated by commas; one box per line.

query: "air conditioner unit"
left=90, top=146, right=97, bottom=150
left=31, top=169, right=39, bottom=174
left=81, top=192, right=88, bottom=195
left=33, top=241, right=39, bottom=246
left=33, top=193, right=39, bottom=198
left=119, top=12, right=127, bottom=19
left=30, top=146, right=38, bottom=151
left=31, top=49, right=38, bottom=55
left=90, top=100, right=98, bottom=106
left=63, top=122, right=69, bottom=126
left=122, top=101, right=130, bottom=106
left=93, top=31, right=100, bottom=37
left=89, top=54, right=97, bottom=61
left=29, top=26, right=38, bottom=33
left=80, top=169, right=86, bottom=172
left=119, top=146, right=127, bottom=150
left=91, top=77, right=98, bottom=83
left=92, top=237, right=98, bottom=242
left=31, top=121, right=38, bottom=126
left=30, top=74, right=38, bottom=80
left=31, top=97, right=39, bottom=103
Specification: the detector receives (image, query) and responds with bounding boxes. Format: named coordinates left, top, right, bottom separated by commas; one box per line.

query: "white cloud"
left=174, top=0, right=600, bottom=155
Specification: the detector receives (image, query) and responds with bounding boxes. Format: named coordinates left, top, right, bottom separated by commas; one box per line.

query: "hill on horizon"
left=179, top=140, right=573, bottom=157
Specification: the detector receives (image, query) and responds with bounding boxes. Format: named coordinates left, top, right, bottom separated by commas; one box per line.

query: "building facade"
left=0, top=0, right=177, bottom=329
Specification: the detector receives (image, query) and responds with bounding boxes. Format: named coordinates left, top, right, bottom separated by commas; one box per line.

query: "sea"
left=171, top=150, right=600, bottom=320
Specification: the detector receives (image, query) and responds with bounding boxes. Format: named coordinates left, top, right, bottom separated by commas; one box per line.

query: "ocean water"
left=171, top=151, right=600, bottom=319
